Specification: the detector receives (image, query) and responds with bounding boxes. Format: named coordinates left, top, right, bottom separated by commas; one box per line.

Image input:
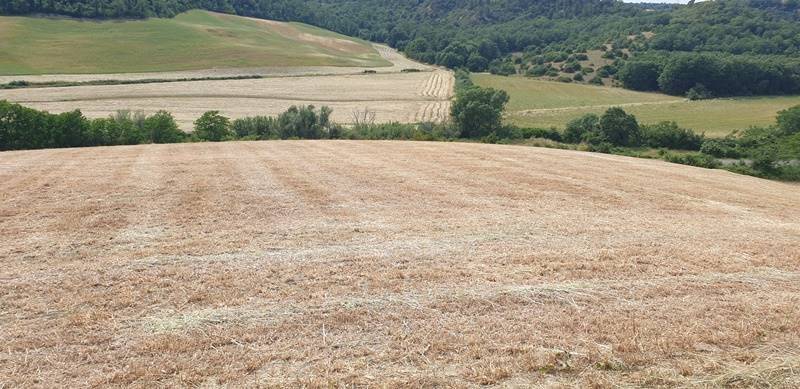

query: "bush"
left=194, top=111, right=232, bottom=141
left=641, top=121, right=703, bottom=150
left=231, top=116, right=277, bottom=139
left=0, top=80, right=30, bottom=89
left=599, top=107, right=640, bottom=146
left=776, top=105, right=800, bottom=135
left=686, top=83, right=713, bottom=100
left=618, top=61, right=661, bottom=91
left=488, top=60, right=516, bottom=76
left=573, top=73, right=584, bottom=81
left=736, top=125, right=783, bottom=150
left=544, top=51, right=568, bottom=62
left=467, top=53, right=489, bottom=72
left=585, top=141, right=613, bottom=153
left=751, top=147, right=778, bottom=173
left=521, top=127, right=562, bottom=142
left=556, top=76, right=573, bottom=83
left=454, top=69, right=474, bottom=90
left=0, top=100, right=36, bottom=149
left=778, top=132, right=800, bottom=159
left=275, top=105, right=333, bottom=139
left=493, top=126, right=561, bottom=141
left=50, top=110, right=92, bottom=148
left=700, top=138, right=741, bottom=158
left=664, top=152, right=720, bottom=169
left=346, top=122, right=425, bottom=140
left=560, top=61, right=581, bottom=73
left=527, top=64, right=549, bottom=77
left=563, top=114, right=599, bottom=143
left=145, top=111, right=185, bottom=144
left=598, top=65, right=618, bottom=77
left=451, top=85, right=509, bottom=138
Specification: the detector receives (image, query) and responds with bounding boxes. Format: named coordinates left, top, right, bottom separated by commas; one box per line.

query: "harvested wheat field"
left=1, top=141, right=799, bottom=387
left=0, top=70, right=454, bottom=128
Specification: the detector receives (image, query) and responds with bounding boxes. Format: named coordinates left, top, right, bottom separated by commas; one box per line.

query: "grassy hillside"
left=0, top=10, right=390, bottom=75
left=474, top=74, right=800, bottom=137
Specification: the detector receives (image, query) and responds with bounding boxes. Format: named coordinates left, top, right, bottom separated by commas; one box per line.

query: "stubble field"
left=0, top=11, right=450, bottom=127
left=1, top=69, right=454, bottom=128
left=1, top=141, right=798, bottom=387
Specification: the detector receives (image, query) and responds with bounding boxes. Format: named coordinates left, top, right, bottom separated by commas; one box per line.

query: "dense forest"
left=2, top=0, right=800, bottom=97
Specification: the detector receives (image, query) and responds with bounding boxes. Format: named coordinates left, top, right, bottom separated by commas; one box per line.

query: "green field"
left=473, top=74, right=800, bottom=137
left=0, top=10, right=390, bottom=75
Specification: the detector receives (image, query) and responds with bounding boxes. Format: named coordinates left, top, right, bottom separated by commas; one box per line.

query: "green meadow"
left=473, top=74, right=800, bottom=137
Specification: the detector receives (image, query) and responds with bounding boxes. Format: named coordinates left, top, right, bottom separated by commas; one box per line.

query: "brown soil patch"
left=1, top=141, right=799, bottom=387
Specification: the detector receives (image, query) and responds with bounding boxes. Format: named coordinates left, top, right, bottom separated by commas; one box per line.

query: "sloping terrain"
left=474, top=74, right=800, bottom=137
left=0, top=10, right=390, bottom=75
left=1, top=141, right=798, bottom=387
left=1, top=69, right=454, bottom=127
left=0, top=44, right=429, bottom=84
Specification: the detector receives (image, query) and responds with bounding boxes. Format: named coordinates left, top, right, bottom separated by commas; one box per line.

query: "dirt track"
left=1, top=141, right=798, bottom=387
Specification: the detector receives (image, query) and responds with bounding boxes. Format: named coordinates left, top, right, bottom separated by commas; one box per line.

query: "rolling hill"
left=0, top=10, right=391, bottom=75
left=1, top=141, right=798, bottom=386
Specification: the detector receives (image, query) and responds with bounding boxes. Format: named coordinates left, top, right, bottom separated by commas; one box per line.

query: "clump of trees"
left=700, top=105, right=800, bottom=179
left=194, top=111, right=232, bottom=142
left=619, top=53, right=800, bottom=97
left=227, top=105, right=340, bottom=140
left=556, top=104, right=799, bottom=180
left=451, top=87, right=509, bottom=139
left=0, top=100, right=184, bottom=151
left=563, top=108, right=646, bottom=149
left=3, top=97, right=798, bottom=181
left=560, top=107, right=707, bottom=152
left=641, top=121, right=704, bottom=150
left=0, top=101, right=462, bottom=151
left=448, top=70, right=510, bottom=139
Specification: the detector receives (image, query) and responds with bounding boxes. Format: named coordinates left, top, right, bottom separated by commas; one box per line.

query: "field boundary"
left=515, top=98, right=686, bottom=115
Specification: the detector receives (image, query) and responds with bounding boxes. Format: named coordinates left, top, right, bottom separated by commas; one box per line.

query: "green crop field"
left=473, top=74, right=800, bottom=137
left=0, top=10, right=390, bottom=75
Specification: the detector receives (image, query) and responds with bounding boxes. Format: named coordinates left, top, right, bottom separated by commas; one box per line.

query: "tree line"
left=2, top=95, right=798, bottom=180
left=0, top=101, right=343, bottom=150
left=618, top=52, right=800, bottom=97
left=0, top=83, right=507, bottom=150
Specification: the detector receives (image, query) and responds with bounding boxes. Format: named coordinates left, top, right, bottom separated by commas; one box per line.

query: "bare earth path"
left=1, top=141, right=798, bottom=387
